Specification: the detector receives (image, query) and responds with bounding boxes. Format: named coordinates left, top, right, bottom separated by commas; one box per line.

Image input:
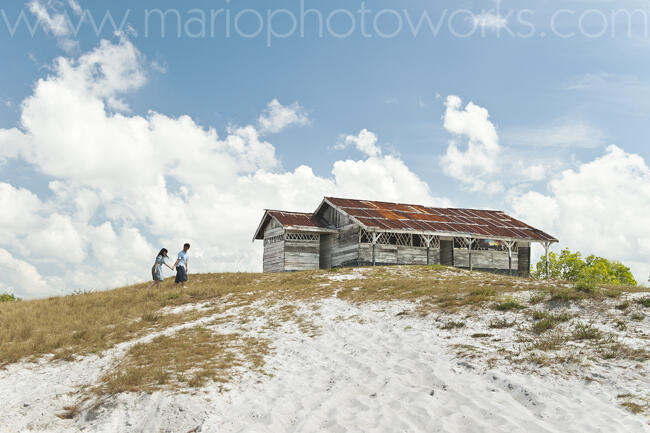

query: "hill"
left=1, top=266, right=649, bottom=432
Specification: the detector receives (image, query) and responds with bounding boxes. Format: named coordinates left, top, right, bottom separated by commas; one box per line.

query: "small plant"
left=636, top=297, right=650, bottom=308
left=572, top=323, right=602, bottom=340
left=471, top=333, right=491, bottom=338
left=527, top=334, right=565, bottom=351
left=141, top=312, right=160, bottom=323
left=630, top=312, right=644, bottom=321
left=614, top=319, right=627, bottom=331
left=494, top=298, right=525, bottom=312
left=531, top=318, right=556, bottom=335
left=548, top=287, right=586, bottom=303
left=530, top=310, right=570, bottom=334
left=615, top=301, right=630, bottom=310
left=575, top=276, right=599, bottom=294
left=489, top=318, right=516, bottom=329
left=440, top=320, right=465, bottom=330
left=528, top=292, right=546, bottom=304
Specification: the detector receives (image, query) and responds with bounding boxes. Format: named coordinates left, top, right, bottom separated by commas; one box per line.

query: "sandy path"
left=2, top=298, right=648, bottom=433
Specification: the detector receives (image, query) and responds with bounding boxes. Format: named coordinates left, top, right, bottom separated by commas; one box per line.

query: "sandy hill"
left=1, top=266, right=649, bottom=433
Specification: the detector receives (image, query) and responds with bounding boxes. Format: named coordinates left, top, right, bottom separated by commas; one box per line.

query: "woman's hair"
left=158, top=248, right=168, bottom=257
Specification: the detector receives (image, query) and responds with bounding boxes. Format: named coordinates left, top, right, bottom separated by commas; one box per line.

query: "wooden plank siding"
left=518, top=245, right=531, bottom=277
left=454, top=249, right=519, bottom=272
left=284, top=238, right=320, bottom=271
left=331, top=224, right=360, bottom=267
left=262, top=221, right=285, bottom=272
left=440, top=240, right=454, bottom=266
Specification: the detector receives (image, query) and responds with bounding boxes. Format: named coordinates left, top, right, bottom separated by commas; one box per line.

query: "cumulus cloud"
left=0, top=38, right=447, bottom=299
left=336, top=129, right=382, bottom=157
left=440, top=95, right=502, bottom=193
left=257, top=99, right=309, bottom=134
left=512, top=145, right=650, bottom=283
left=502, top=119, right=608, bottom=149
left=28, top=0, right=79, bottom=53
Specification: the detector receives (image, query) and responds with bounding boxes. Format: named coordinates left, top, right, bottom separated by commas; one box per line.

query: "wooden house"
left=253, top=197, right=558, bottom=276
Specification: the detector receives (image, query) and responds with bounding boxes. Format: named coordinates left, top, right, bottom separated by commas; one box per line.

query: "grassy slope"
left=1, top=266, right=649, bottom=410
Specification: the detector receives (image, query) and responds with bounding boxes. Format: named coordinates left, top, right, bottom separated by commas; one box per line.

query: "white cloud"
left=0, top=38, right=447, bottom=299
left=440, top=95, right=502, bottom=193
left=28, top=0, right=79, bottom=53
left=512, top=145, right=650, bottom=283
left=472, top=12, right=508, bottom=31
left=503, top=119, right=608, bottom=149
left=257, top=99, right=309, bottom=134
left=0, top=248, right=55, bottom=299
left=67, top=0, right=82, bottom=16
left=337, top=129, right=382, bottom=157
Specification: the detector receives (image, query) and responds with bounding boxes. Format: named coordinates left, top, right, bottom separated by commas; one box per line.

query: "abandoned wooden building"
left=253, top=197, right=558, bottom=276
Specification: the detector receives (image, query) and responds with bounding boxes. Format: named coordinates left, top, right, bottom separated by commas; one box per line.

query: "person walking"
left=149, top=248, right=174, bottom=289
left=173, top=243, right=190, bottom=287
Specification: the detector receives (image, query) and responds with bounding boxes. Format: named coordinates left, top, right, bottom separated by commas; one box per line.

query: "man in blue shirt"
left=173, top=243, right=190, bottom=287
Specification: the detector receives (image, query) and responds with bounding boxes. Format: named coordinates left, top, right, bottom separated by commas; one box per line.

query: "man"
left=173, top=243, right=190, bottom=287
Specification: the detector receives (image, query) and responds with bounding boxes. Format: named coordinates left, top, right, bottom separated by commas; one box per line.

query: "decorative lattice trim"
left=285, top=233, right=320, bottom=242
left=359, top=229, right=439, bottom=248
left=264, top=234, right=284, bottom=245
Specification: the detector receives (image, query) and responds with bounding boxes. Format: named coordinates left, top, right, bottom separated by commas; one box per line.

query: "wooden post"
left=372, top=232, right=379, bottom=266
left=423, top=235, right=432, bottom=265
left=467, top=238, right=474, bottom=271
left=505, top=241, right=515, bottom=276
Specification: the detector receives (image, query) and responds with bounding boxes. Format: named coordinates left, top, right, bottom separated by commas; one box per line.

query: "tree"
left=0, top=293, right=20, bottom=303
left=533, top=248, right=637, bottom=286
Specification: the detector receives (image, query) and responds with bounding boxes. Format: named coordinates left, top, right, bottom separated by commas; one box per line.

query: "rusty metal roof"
left=323, top=197, right=557, bottom=243
left=267, top=210, right=329, bottom=229
left=253, top=210, right=333, bottom=240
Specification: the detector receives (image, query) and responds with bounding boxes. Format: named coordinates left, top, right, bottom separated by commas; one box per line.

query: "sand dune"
left=2, top=296, right=648, bottom=433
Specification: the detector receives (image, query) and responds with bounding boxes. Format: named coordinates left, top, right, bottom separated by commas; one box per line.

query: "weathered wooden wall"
left=319, top=234, right=333, bottom=269
left=263, top=220, right=284, bottom=272
left=358, top=244, right=437, bottom=265
left=440, top=240, right=454, bottom=266
left=453, top=249, right=519, bottom=271
left=284, top=235, right=320, bottom=271
left=331, top=224, right=360, bottom=267
left=517, top=244, right=531, bottom=277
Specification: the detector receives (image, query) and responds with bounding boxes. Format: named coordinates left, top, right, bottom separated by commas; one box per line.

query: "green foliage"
left=0, top=293, right=20, bottom=303
left=533, top=248, right=637, bottom=286
left=493, top=297, right=525, bottom=311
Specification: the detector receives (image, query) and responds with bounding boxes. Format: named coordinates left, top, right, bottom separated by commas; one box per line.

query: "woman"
left=149, top=248, right=174, bottom=288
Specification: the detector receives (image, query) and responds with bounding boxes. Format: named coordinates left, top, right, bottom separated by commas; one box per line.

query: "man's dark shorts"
left=175, top=266, right=188, bottom=283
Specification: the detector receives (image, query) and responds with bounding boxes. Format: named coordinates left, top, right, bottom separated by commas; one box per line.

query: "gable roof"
left=252, top=210, right=333, bottom=240
left=319, top=197, right=557, bottom=243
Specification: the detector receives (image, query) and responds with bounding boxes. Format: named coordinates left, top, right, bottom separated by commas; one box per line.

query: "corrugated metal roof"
left=266, top=210, right=328, bottom=229
left=324, top=197, right=557, bottom=242
left=252, top=210, right=333, bottom=240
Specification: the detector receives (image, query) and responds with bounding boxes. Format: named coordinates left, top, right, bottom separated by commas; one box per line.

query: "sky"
left=1, top=0, right=650, bottom=298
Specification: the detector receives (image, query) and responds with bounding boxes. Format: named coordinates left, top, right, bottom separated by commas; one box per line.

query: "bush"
left=494, top=298, right=525, bottom=312
left=533, top=248, right=636, bottom=286
left=0, top=293, right=20, bottom=303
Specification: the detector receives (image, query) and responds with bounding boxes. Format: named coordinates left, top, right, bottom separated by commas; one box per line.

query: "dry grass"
left=96, top=327, right=270, bottom=395
left=1, top=265, right=648, bottom=402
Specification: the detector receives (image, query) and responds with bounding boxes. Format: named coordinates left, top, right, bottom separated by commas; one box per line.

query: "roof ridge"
left=323, top=197, right=503, bottom=213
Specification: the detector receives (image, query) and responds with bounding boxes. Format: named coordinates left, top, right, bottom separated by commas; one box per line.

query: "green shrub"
left=533, top=248, right=636, bottom=286
left=572, top=323, right=602, bottom=340
left=637, top=297, right=650, bottom=308
left=0, top=293, right=20, bottom=303
left=494, top=298, right=525, bottom=312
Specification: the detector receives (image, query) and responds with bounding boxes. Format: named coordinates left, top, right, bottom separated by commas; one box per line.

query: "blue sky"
left=1, top=0, right=650, bottom=298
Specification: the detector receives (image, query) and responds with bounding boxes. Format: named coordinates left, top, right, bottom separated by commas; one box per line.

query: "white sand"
left=1, top=298, right=648, bottom=433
